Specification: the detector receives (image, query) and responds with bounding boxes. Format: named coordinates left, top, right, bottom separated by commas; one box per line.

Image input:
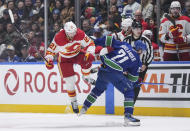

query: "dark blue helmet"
left=134, top=40, right=147, bottom=51
left=132, top=21, right=142, bottom=29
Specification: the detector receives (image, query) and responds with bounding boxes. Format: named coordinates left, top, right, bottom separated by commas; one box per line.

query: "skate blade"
left=124, top=122, right=141, bottom=126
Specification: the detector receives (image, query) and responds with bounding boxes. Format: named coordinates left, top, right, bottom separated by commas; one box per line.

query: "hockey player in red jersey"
left=159, top=1, right=190, bottom=61
left=44, top=21, right=95, bottom=114
left=112, top=18, right=133, bottom=41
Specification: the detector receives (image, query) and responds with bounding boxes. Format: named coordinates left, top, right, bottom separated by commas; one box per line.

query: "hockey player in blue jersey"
left=79, top=36, right=147, bottom=126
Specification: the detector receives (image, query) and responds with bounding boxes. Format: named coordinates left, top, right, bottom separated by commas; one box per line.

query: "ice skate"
left=71, top=100, right=79, bottom=114
left=79, top=106, right=88, bottom=116
left=124, top=113, right=140, bottom=126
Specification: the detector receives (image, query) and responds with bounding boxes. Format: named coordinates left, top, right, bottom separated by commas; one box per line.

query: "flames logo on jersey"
left=65, top=43, right=81, bottom=53
left=61, top=43, right=81, bottom=56
left=169, top=24, right=183, bottom=37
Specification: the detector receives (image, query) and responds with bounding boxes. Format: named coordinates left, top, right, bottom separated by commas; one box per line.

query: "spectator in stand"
left=84, top=6, right=96, bottom=19
left=110, top=0, right=125, bottom=15
left=89, top=16, right=96, bottom=26
left=17, top=0, right=25, bottom=19
left=97, top=0, right=107, bottom=18
left=140, top=0, right=153, bottom=20
left=108, top=5, right=122, bottom=32
left=102, top=20, right=116, bottom=36
left=0, top=9, right=11, bottom=25
left=145, top=17, right=158, bottom=43
left=121, top=0, right=141, bottom=18
left=32, top=0, right=44, bottom=16
left=0, top=0, right=6, bottom=19
left=54, top=0, right=63, bottom=11
left=49, top=22, right=60, bottom=42
left=60, top=0, right=74, bottom=24
left=80, top=0, right=86, bottom=17
left=49, top=8, right=61, bottom=30
left=134, top=10, right=148, bottom=31
left=11, top=35, right=23, bottom=57
left=20, top=44, right=37, bottom=62
left=49, top=0, right=55, bottom=13
left=5, top=44, right=20, bottom=62
left=23, top=0, right=33, bottom=20
left=31, top=22, right=39, bottom=32
left=110, top=0, right=117, bottom=6
left=7, top=0, right=14, bottom=11
left=85, top=0, right=98, bottom=10
left=184, top=0, right=190, bottom=17
left=82, top=19, right=94, bottom=36
left=4, top=23, right=20, bottom=45
left=0, top=19, right=6, bottom=39
left=12, top=11, right=21, bottom=29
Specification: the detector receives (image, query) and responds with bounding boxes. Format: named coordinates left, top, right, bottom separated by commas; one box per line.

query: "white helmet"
left=64, top=21, right=77, bottom=38
left=121, top=18, right=133, bottom=31
left=170, top=1, right=181, bottom=9
left=142, top=30, right=153, bottom=36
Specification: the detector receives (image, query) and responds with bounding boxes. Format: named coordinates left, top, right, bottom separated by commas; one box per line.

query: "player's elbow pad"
left=99, top=48, right=108, bottom=56
left=99, top=47, right=113, bottom=56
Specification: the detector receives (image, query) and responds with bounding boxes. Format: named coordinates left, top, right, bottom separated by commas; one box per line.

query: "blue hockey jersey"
left=95, top=36, right=142, bottom=82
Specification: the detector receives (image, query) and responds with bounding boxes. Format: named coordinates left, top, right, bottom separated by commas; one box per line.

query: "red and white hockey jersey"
left=159, top=15, right=190, bottom=53
left=112, top=31, right=129, bottom=41
left=46, top=28, right=95, bottom=59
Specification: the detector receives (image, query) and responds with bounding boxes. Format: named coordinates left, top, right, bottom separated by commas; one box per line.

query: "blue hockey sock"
left=83, top=92, right=97, bottom=108
left=124, top=98, right=134, bottom=114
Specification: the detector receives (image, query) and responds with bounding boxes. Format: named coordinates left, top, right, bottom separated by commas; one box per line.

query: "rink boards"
left=0, top=62, right=190, bottom=117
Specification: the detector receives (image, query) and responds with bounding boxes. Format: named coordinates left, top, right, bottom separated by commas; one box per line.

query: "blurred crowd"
left=0, top=0, right=189, bottom=62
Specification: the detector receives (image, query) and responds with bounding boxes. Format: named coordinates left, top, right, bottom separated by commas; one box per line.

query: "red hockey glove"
left=95, top=46, right=103, bottom=54
left=45, top=59, right=54, bottom=70
left=174, top=37, right=185, bottom=44
left=80, top=49, right=95, bottom=62
left=84, top=52, right=95, bottom=62
left=171, top=27, right=180, bottom=38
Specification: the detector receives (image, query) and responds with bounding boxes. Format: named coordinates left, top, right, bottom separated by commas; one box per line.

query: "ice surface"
left=0, top=113, right=189, bottom=131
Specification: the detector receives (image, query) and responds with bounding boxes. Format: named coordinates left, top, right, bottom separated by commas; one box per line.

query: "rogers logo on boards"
left=3, top=69, right=91, bottom=95
left=4, top=69, right=19, bottom=95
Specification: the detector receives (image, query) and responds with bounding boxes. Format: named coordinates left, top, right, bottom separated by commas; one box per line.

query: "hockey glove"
left=174, top=36, right=186, bottom=44
left=84, top=52, right=95, bottom=62
left=171, top=27, right=180, bottom=38
left=80, top=49, right=95, bottom=62
left=45, top=59, right=54, bottom=70
left=95, top=46, right=103, bottom=54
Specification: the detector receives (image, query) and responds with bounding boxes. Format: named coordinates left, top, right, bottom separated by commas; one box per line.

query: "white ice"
left=0, top=113, right=189, bottom=131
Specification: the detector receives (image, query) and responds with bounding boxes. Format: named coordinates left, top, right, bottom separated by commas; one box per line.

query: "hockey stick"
left=8, top=9, right=48, bottom=63
left=164, top=13, right=176, bottom=28
left=114, top=31, right=121, bottom=41
left=141, top=82, right=190, bottom=86
left=90, top=67, right=190, bottom=86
